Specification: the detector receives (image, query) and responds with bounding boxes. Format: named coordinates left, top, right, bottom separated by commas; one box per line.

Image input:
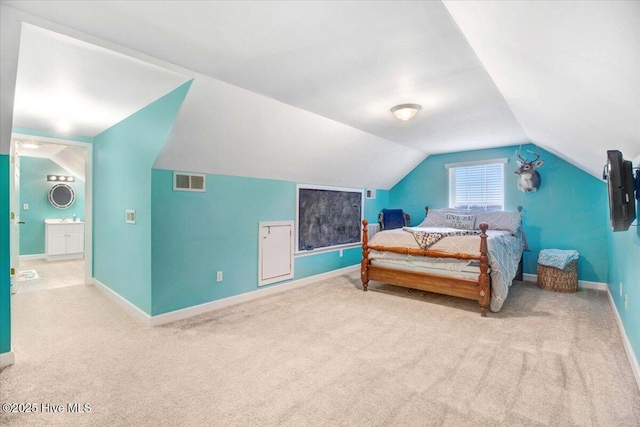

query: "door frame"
left=10, top=133, right=93, bottom=285
left=9, top=135, right=20, bottom=291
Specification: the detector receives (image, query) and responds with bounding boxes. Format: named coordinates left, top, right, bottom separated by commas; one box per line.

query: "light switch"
left=23, top=203, right=29, bottom=210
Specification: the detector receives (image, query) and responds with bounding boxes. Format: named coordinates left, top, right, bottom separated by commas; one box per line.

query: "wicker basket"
left=537, top=259, right=578, bottom=292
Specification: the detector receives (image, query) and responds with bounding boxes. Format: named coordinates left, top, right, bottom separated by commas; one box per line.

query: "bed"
left=360, top=206, right=525, bottom=316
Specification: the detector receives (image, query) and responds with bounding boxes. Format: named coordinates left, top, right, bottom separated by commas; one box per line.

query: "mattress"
left=370, top=260, right=481, bottom=281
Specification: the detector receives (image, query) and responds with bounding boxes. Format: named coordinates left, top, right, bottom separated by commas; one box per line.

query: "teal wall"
left=607, top=197, right=640, bottom=370
left=365, top=189, right=390, bottom=224
left=151, top=169, right=389, bottom=315
left=93, top=81, right=191, bottom=315
left=390, top=143, right=609, bottom=282
left=0, top=155, right=11, bottom=354
left=19, top=157, right=85, bottom=255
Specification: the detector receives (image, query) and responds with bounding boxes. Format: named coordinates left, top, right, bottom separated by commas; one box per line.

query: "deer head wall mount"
left=515, top=146, right=544, bottom=193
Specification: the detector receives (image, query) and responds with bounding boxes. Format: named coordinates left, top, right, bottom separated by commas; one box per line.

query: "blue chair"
left=378, top=209, right=410, bottom=230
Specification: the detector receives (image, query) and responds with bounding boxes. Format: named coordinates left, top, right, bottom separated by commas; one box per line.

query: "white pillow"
left=474, top=211, right=522, bottom=234
left=418, top=208, right=522, bottom=234
left=443, top=213, right=476, bottom=230
left=418, top=208, right=461, bottom=227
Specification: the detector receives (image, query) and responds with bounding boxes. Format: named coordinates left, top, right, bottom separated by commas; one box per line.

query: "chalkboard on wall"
left=297, top=186, right=364, bottom=252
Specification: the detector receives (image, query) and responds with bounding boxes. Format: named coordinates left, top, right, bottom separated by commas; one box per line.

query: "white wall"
left=0, top=5, right=21, bottom=155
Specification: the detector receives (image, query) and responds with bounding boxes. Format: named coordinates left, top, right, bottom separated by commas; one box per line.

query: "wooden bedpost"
left=478, top=223, right=490, bottom=317
left=361, top=220, right=369, bottom=291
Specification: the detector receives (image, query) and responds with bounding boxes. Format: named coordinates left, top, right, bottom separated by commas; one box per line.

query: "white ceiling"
left=15, top=139, right=64, bottom=159
left=14, top=138, right=86, bottom=181
left=142, top=1, right=526, bottom=154
left=12, top=23, right=190, bottom=137
left=444, top=1, right=640, bottom=177
left=4, top=1, right=526, bottom=153
left=154, top=75, right=425, bottom=190
left=2, top=1, right=638, bottom=186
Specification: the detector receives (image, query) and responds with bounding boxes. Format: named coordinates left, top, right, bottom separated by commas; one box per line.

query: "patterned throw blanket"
left=403, top=227, right=481, bottom=249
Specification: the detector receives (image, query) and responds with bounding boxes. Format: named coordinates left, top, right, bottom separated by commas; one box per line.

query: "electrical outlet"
left=22, top=203, right=29, bottom=210
left=216, top=271, right=223, bottom=282
left=339, top=249, right=343, bottom=257
left=624, top=294, right=628, bottom=310
left=620, top=282, right=623, bottom=297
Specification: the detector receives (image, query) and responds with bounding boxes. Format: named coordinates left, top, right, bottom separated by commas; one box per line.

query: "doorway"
left=9, top=133, right=93, bottom=294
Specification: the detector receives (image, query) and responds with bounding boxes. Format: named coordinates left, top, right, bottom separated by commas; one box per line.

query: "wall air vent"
left=173, top=171, right=206, bottom=192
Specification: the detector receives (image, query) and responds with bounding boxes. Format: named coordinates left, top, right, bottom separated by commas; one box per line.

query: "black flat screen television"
left=604, top=150, right=636, bottom=232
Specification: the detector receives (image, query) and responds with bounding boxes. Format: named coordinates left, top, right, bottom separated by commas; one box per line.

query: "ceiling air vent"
left=173, top=171, right=206, bottom=192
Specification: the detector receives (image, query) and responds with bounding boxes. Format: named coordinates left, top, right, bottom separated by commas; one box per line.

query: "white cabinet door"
left=46, top=223, right=85, bottom=259
left=48, top=229, right=67, bottom=255
left=66, top=228, right=85, bottom=254
left=259, top=221, right=294, bottom=286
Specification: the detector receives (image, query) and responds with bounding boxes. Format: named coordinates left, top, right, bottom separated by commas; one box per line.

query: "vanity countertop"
left=45, top=219, right=84, bottom=224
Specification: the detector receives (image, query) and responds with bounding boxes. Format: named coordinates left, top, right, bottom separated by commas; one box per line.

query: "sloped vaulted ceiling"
left=153, top=75, right=424, bottom=190
left=444, top=1, right=640, bottom=176
left=2, top=1, right=526, bottom=189
left=3, top=1, right=638, bottom=187
left=13, top=24, right=191, bottom=137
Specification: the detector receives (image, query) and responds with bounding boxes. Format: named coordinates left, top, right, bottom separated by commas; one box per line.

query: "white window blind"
left=447, top=160, right=505, bottom=211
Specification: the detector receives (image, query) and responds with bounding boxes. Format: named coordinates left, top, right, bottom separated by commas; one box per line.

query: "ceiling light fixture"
left=21, top=142, right=41, bottom=149
left=48, top=174, right=76, bottom=182
left=391, top=103, right=421, bottom=122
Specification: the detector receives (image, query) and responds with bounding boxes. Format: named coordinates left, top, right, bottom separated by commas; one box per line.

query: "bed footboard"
left=361, top=220, right=370, bottom=291
left=478, top=223, right=490, bottom=316
left=361, top=219, right=491, bottom=316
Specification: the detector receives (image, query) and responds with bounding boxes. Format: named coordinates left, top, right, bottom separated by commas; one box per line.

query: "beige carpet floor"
left=1, top=273, right=639, bottom=426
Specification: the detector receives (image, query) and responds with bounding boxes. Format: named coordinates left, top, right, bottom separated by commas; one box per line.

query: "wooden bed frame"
left=361, top=207, right=495, bottom=316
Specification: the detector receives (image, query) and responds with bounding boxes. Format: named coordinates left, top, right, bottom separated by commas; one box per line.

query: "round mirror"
left=48, top=183, right=76, bottom=209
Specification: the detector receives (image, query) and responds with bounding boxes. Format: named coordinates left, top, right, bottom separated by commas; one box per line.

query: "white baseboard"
left=91, top=278, right=152, bottom=326
left=522, top=273, right=608, bottom=291
left=92, top=265, right=360, bottom=327
left=607, top=288, right=640, bottom=392
left=0, top=349, right=15, bottom=368
left=46, top=253, right=84, bottom=262
left=19, top=254, right=45, bottom=261
left=149, top=265, right=360, bottom=326
left=576, top=280, right=608, bottom=291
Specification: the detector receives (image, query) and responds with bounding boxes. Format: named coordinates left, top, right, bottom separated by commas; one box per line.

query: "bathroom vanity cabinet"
left=45, top=219, right=84, bottom=261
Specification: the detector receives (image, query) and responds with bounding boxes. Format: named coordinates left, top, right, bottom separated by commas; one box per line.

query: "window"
left=446, top=159, right=507, bottom=211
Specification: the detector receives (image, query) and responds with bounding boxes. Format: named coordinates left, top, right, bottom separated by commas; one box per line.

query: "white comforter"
left=367, top=227, right=524, bottom=312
